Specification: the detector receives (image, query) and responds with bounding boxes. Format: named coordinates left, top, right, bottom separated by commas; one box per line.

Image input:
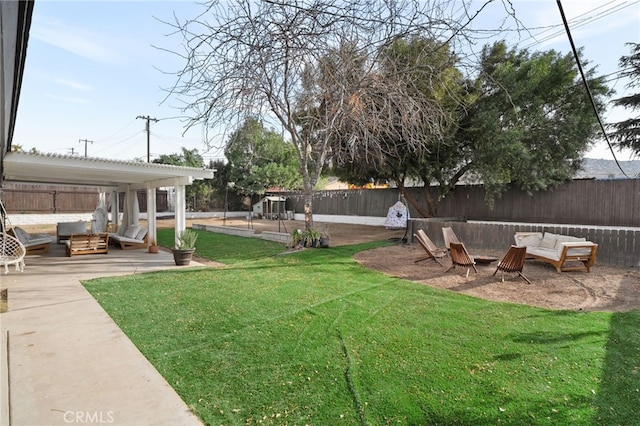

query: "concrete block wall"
left=7, top=213, right=94, bottom=225
left=260, top=231, right=291, bottom=244
left=192, top=224, right=256, bottom=238
left=293, top=214, right=387, bottom=227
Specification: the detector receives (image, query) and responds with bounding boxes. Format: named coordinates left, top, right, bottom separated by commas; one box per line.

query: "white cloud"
left=45, top=93, right=90, bottom=104
left=31, top=16, right=120, bottom=64
left=53, top=78, right=92, bottom=91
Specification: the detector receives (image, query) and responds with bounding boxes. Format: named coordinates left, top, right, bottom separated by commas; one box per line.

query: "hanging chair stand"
left=0, top=197, right=26, bottom=274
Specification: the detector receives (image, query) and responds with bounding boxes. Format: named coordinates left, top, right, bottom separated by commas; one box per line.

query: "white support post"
left=174, top=180, right=186, bottom=248
left=146, top=185, right=157, bottom=247
left=110, top=190, right=119, bottom=232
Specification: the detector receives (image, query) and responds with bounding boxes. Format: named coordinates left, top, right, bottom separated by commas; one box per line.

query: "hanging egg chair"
left=0, top=197, right=26, bottom=274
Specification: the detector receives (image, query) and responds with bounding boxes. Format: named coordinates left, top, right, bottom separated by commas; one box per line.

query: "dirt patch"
left=354, top=244, right=640, bottom=312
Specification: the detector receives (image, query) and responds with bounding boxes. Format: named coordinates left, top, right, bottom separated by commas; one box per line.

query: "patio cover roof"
left=2, top=152, right=214, bottom=190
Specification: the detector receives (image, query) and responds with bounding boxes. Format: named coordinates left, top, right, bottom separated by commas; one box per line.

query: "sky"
left=11, top=0, right=640, bottom=163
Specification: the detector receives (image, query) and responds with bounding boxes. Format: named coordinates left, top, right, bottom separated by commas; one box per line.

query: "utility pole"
left=136, top=115, right=159, bottom=162
left=79, top=138, right=93, bottom=157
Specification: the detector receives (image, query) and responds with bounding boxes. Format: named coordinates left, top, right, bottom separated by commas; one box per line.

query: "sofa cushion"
left=515, top=233, right=542, bottom=247
left=57, top=221, right=88, bottom=236
left=554, top=235, right=586, bottom=244
left=527, top=246, right=561, bottom=261
left=135, top=227, right=148, bottom=241
left=13, top=227, right=31, bottom=243
left=124, top=225, right=141, bottom=239
left=540, top=233, right=558, bottom=249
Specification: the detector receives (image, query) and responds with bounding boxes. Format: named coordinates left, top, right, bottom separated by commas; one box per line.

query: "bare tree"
left=162, top=0, right=517, bottom=228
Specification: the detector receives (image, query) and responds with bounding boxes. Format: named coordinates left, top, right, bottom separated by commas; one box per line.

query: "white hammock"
left=0, top=198, right=26, bottom=274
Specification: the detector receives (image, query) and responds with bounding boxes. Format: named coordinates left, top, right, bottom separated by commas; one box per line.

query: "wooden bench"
left=64, top=233, right=109, bottom=257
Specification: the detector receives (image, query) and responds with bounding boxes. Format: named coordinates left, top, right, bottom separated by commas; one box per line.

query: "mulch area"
left=354, top=243, right=640, bottom=312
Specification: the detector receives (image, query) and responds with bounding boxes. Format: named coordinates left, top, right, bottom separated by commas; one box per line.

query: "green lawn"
left=84, top=229, right=640, bottom=425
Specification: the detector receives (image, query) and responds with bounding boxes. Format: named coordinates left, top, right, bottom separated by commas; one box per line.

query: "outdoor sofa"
left=514, top=232, right=598, bottom=273
left=57, top=221, right=88, bottom=243
left=109, top=224, right=148, bottom=250
left=64, top=233, right=109, bottom=256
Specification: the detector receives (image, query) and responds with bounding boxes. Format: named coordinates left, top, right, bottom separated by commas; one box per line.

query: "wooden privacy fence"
left=1, top=188, right=98, bottom=213
left=279, top=178, right=640, bottom=227
left=2, top=187, right=169, bottom=213
left=410, top=220, right=639, bottom=268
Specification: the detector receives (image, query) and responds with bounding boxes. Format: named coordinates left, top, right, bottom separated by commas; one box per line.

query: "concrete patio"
left=0, top=241, right=204, bottom=425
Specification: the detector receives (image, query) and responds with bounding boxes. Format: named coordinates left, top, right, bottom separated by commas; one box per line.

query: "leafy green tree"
left=333, top=41, right=611, bottom=217
left=153, top=147, right=215, bottom=211
left=609, top=42, right=640, bottom=154
left=224, top=117, right=300, bottom=195
left=154, top=147, right=203, bottom=167
left=452, top=42, right=611, bottom=206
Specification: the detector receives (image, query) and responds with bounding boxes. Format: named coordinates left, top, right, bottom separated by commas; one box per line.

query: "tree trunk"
left=423, top=187, right=439, bottom=217
left=402, top=188, right=431, bottom=218
left=303, top=183, right=314, bottom=230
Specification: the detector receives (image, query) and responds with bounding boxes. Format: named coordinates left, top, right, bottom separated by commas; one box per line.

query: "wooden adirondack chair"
left=445, top=242, right=477, bottom=277
left=493, top=245, right=532, bottom=284
left=442, top=226, right=462, bottom=250
left=414, top=229, right=447, bottom=267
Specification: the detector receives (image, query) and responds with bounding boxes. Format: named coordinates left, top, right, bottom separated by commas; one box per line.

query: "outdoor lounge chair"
left=414, top=229, right=447, bottom=267
left=442, top=226, right=462, bottom=251
left=493, top=245, right=531, bottom=284
left=9, top=226, right=52, bottom=255
left=109, top=224, right=148, bottom=250
left=445, top=242, right=477, bottom=277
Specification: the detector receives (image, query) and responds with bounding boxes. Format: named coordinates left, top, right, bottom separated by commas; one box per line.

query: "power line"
left=520, top=0, right=639, bottom=51
left=556, top=0, right=632, bottom=179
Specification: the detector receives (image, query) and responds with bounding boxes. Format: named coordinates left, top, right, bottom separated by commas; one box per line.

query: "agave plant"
left=175, top=229, right=198, bottom=250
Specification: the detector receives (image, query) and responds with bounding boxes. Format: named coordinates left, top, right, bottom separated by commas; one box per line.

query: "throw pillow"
left=515, top=233, right=541, bottom=247
left=540, top=233, right=558, bottom=249
left=135, top=227, right=148, bottom=241
left=124, top=225, right=141, bottom=239
left=13, top=227, right=30, bottom=243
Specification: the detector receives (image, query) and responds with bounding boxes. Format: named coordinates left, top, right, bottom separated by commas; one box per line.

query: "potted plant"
left=301, top=228, right=322, bottom=248
left=148, top=238, right=159, bottom=253
left=290, top=229, right=303, bottom=249
left=172, top=229, right=198, bottom=265
left=319, top=230, right=330, bottom=248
